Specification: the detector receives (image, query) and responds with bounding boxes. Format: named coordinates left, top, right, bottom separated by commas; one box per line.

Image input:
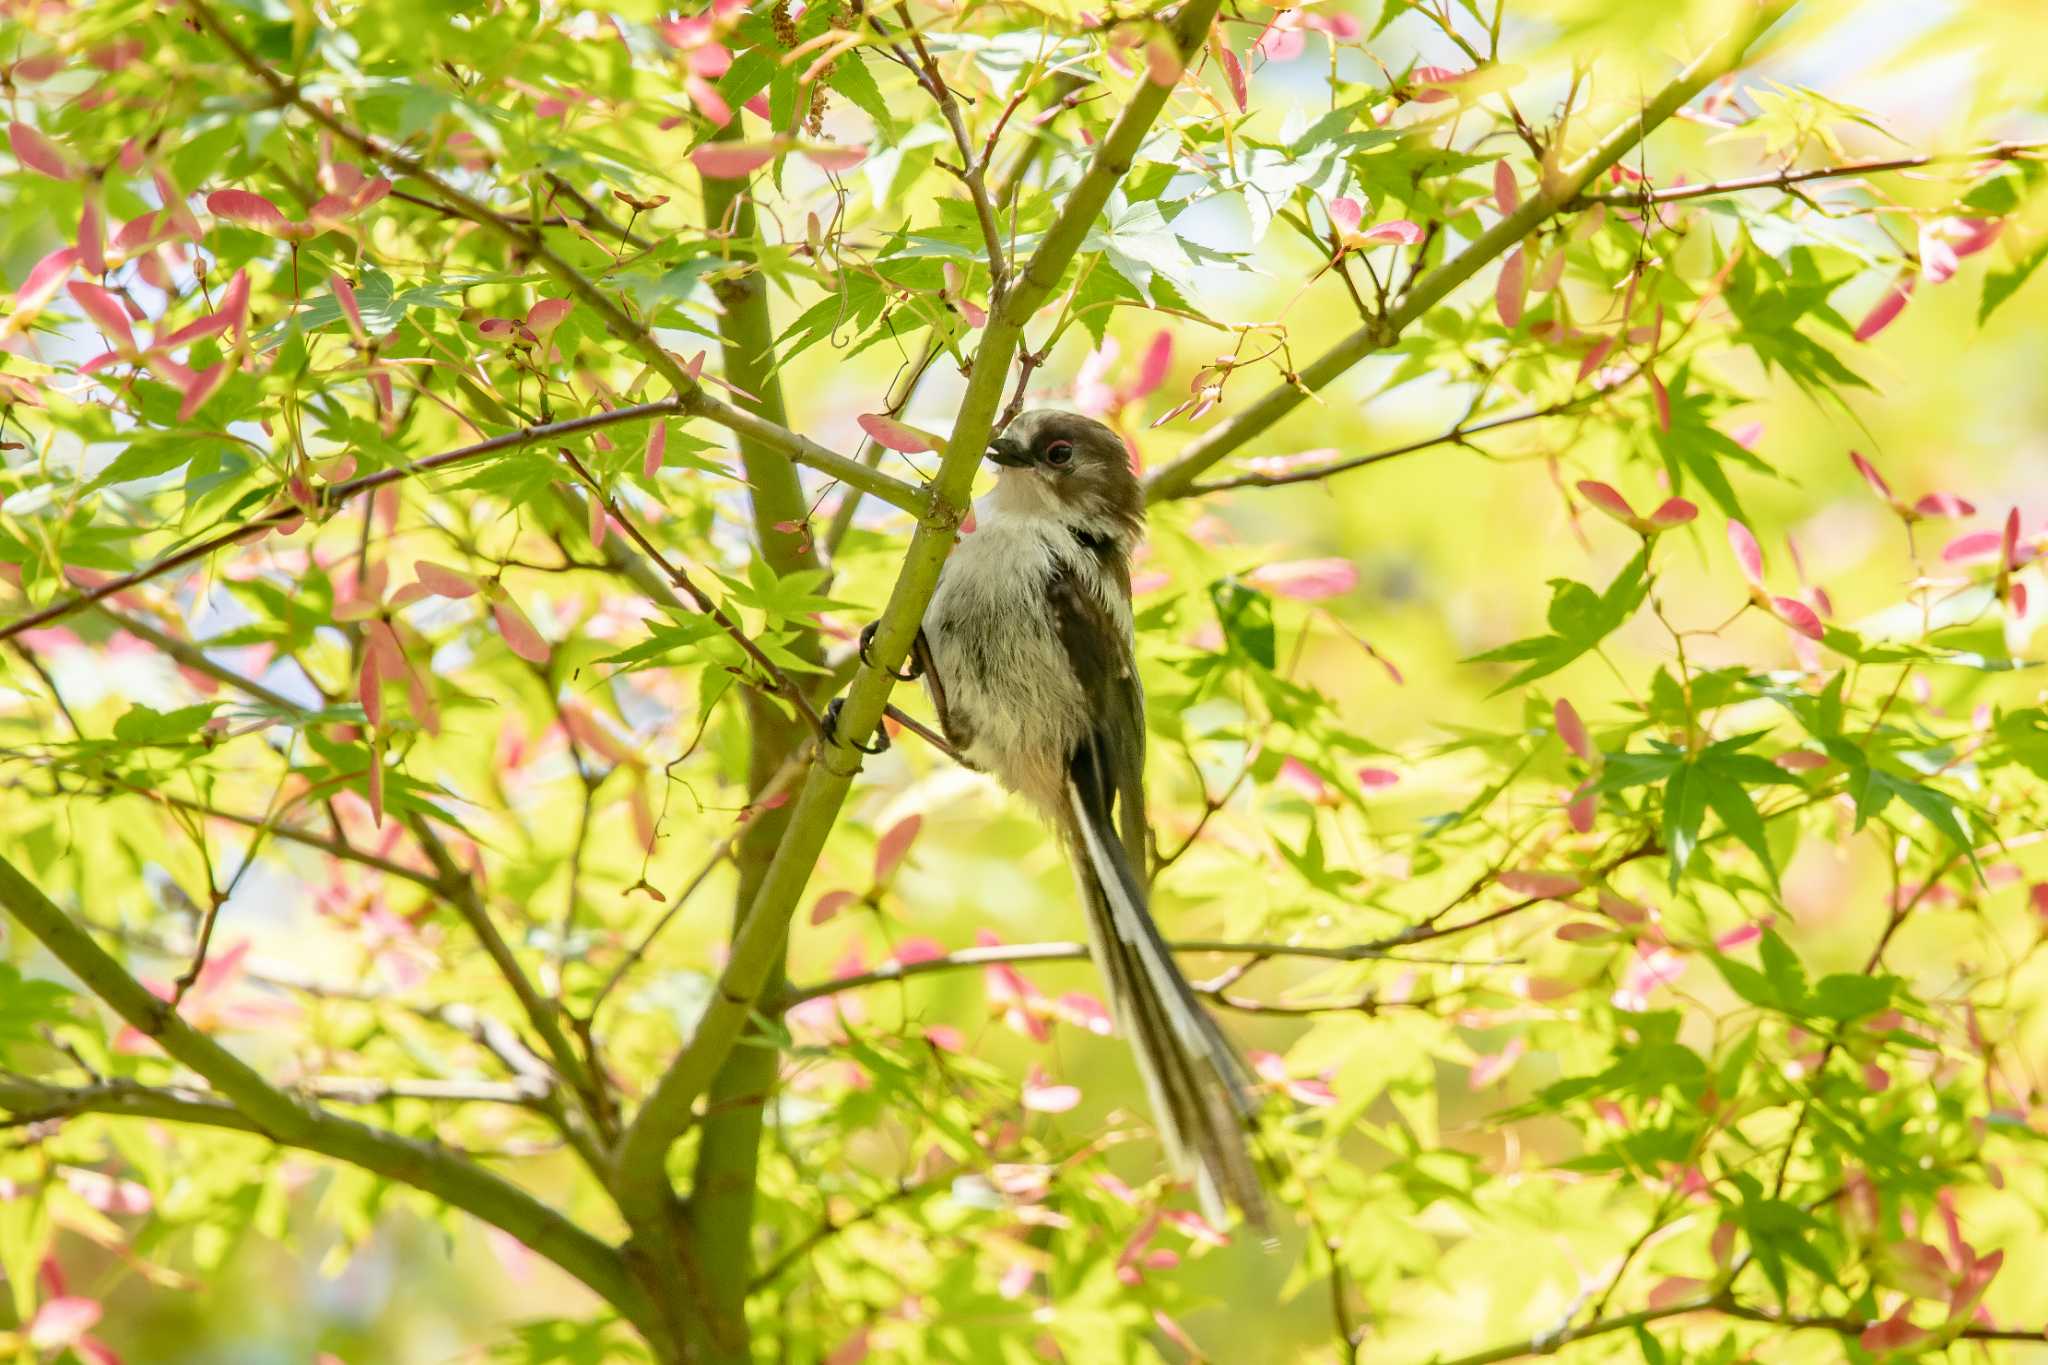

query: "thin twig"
left=304, top=1075, right=551, bottom=1106
left=1140, top=2, right=1797, bottom=503
left=0, top=865, right=661, bottom=1341
left=1, top=401, right=686, bottom=647
left=1573, top=140, right=2045, bottom=208
left=587, top=744, right=812, bottom=1019
left=1177, top=395, right=1598, bottom=497
left=182, top=0, right=908, bottom=517
left=778, top=938, right=1508, bottom=1008
left=558, top=446, right=827, bottom=738
left=748, top=1170, right=948, bottom=1291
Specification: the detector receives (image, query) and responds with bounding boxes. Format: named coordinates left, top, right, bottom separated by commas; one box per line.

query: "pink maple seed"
left=1647, top=371, right=1672, bottom=433
left=1575, top=336, right=1615, bottom=383
left=691, top=142, right=781, bottom=179
left=66, top=281, right=136, bottom=353
left=217, top=269, right=252, bottom=334
left=1942, top=530, right=2003, bottom=564
left=1945, top=217, right=2002, bottom=258
left=77, top=189, right=105, bottom=276
left=644, top=421, right=668, bottom=479
left=1859, top=1306, right=1931, bottom=1356
left=1772, top=597, right=1825, bottom=641
left=177, top=363, right=228, bottom=422
left=1726, top=520, right=1765, bottom=588
left=412, top=561, right=477, bottom=599
left=26, top=1297, right=103, bottom=1351
left=358, top=651, right=384, bottom=728
left=1597, top=889, right=1649, bottom=924
left=1647, top=498, right=1697, bottom=529
left=207, top=188, right=296, bottom=237
left=1849, top=450, right=1895, bottom=503
left=1912, top=491, right=1974, bottom=519
left=1247, top=557, right=1357, bottom=600
left=1495, top=245, right=1526, bottom=328
left=684, top=75, right=734, bottom=127
left=1217, top=44, right=1248, bottom=111
left=1409, top=66, right=1468, bottom=102
left=798, top=144, right=868, bottom=175
left=1325, top=196, right=1364, bottom=238
left=1575, top=479, right=1637, bottom=523
left=1854, top=273, right=1915, bottom=342
left=1566, top=786, right=1595, bottom=833
left=1919, top=218, right=1965, bottom=284
left=872, top=814, right=923, bottom=883
left=526, top=298, right=572, bottom=334
left=857, top=412, right=944, bottom=453
left=1500, top=869, right=1583, bottom=900
left=1361, top=219, right=1423, bottom=245
left=1131, top=329, right=1174, bottom=399
left=809, top=889, right=859, bottom=926
left=1554, top=698, right=1592, bottom=761
left=332, top=276, right=366, bottom=341
left=492, top=599, right=551, bottom=664
left=1493, top=159, right=1520, bottom=215
left=1143, top=40, right=1183, bottom=86
left=9, top=121, right=77, bottom=180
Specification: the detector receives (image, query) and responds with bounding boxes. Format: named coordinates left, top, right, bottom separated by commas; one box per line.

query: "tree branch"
left=406, top=818, right=612, bottom=1142
left=1167, top=396, right=1596, bottom=497
left=62, top=618, right=622, bottom=1171
left=181, top=0, right=917, bottom=513
left=558, top=446, right=826, bottom=739
left=776, top=937, right=1480, bottom=1008
left=1424, top=1288, right=2048, bottom=1365
left=0, top=400, right=686, bottom=647
left=587, top=744, right=810, bottom=1022
left=1140, top=1, right=1795, bottom=503
left=746, top=1170, right=948, bottom=1292
left=651, top=111, right=852, bottom=1360
left=609, top=0, right=1229, bottom=1220
left=1572, top=139, right=2045, bottom=208
left=303, top=1075, right=551, bottom=1106
left=100, top=780, right=439, bottom=892
left=886, top=3, right=1009, bottom=298
left=681, top=387, right=925, bottom=515
left=0, top=859, right=661, bottom=1344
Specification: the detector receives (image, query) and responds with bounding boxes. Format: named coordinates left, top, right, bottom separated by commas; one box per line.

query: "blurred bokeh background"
left=7, top=0, right=2048, bottom=1360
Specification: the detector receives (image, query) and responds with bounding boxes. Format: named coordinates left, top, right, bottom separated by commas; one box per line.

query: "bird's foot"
left=822, top=697, right=889, bottom=755
left=859, top=620, right=922, bottom=682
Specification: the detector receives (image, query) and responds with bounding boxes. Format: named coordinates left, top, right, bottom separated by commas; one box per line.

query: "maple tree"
left=3, top=0, right=2048, bottom=1361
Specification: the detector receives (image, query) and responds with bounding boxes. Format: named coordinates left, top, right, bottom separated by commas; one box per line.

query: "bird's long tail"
left=1058, top=752, right=1266, bottom=1228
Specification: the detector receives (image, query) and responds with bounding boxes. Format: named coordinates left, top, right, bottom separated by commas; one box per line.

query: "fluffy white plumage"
left=922, top=462, right=1135, bottom=812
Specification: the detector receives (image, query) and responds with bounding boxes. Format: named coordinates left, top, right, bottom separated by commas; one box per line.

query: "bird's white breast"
left=923, top=499, right=1131, bottom=809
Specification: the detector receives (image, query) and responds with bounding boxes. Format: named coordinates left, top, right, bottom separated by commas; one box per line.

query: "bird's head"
left=985, top=410, right=1144, bottom=545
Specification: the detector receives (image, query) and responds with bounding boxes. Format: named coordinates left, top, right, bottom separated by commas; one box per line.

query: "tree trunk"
left=680, top=162, right=820, bottom=1362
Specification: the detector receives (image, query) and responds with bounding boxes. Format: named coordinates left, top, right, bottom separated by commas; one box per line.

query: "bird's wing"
left=1044, top=558, right=1148, bottom=877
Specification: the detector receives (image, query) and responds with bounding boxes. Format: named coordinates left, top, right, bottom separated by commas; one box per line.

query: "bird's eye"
left=1043, top=440, right=1075, bottom=466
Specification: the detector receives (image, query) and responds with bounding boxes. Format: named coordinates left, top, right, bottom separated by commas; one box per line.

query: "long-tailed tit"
left=842, top=410, right=1265, bottom=1224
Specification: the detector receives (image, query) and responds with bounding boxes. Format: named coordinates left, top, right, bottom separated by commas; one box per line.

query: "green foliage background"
left=1, top=0, right=2048, bottom=1362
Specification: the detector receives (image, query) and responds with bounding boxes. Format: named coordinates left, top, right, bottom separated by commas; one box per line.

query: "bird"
left=838, top=409, right=1266, bottom=1226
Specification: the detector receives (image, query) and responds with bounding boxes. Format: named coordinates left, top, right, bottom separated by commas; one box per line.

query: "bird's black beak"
left=986, top=435, right=1031, bottom=468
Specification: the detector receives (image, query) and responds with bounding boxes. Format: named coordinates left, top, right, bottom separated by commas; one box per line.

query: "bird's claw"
left=859, top=620, right=921, bottom=682
left=822, top=697, right=889, bottom=755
